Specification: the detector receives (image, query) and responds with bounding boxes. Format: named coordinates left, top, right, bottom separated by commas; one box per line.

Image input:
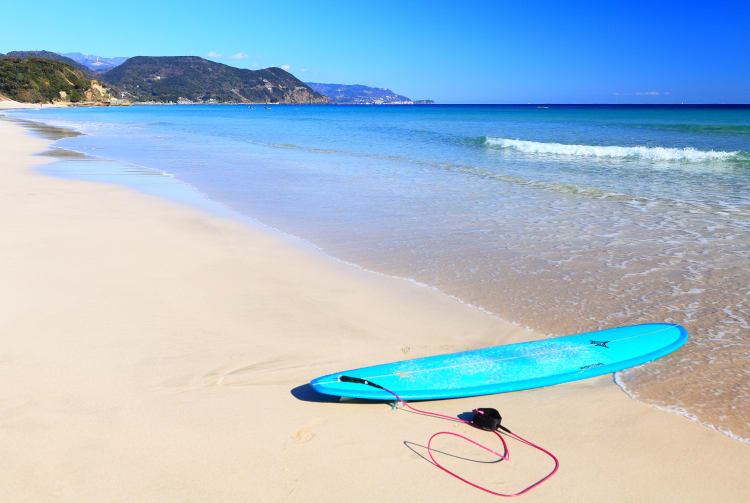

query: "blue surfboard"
left=310, top=323, right=687, bottom=400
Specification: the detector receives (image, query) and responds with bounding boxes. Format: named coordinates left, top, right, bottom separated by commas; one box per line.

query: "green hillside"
left=6, top=50, right=93, bottom=76
left=0, top=57, right=109, bottom=103
left=100, top=56, right=328, bottom=104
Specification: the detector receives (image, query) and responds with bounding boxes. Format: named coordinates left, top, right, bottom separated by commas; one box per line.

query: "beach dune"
left=1, top=117, right=748, bottom=502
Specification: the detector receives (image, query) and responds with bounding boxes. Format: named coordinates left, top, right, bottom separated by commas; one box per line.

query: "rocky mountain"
left=6, top=50, right=93, bottom=76
left=100, top=56, right=328, bottom=104
left=0, top=57, right=112, bottom=104
left=306, top=82, right=413, bottom=104
left=63, top=52, right=128, bottom=71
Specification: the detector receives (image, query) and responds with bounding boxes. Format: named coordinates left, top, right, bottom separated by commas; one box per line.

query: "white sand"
left=0, top=100, right=63, bottom=109
left=0, top=99, right=34, bottom=109
left=1, top=117, right=748, bottom=502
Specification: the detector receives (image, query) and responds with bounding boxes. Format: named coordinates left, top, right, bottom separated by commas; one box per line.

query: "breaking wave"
left=484, top=137, right=745, bottom=162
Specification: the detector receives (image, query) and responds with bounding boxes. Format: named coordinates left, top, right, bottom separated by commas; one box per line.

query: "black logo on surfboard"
left=580, top=362, right=604, bottom=370
left=590, top=340, right=610, bottom=348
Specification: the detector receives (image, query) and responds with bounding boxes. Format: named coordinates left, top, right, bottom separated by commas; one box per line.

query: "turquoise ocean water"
left=6, top=104, right=750, bottom=442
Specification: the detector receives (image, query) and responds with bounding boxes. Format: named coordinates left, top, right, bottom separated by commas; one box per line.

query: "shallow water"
left=7, top=104, right=750, bottom=442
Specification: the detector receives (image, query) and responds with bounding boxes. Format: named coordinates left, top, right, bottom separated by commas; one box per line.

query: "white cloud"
left=230, top=52, right=249, bottom=60
left=299, top=68, right=309, bottom=73
left=251, top=63, right=259, bottom=68
left=614, top=90, right=670, bottom=97
left=207, top=51, right=223, bottom=58
left=280, top=64, right=291, bottom=71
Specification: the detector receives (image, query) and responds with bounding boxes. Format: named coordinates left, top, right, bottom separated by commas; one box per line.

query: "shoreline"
left=1, top=117, right=748, bottom=501
left=3, top=112, right=541, bottom=334
left=5, top=109, right=747, bottom=445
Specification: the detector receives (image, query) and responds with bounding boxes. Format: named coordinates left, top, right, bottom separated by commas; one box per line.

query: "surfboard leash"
left=339, top=375, right=559, bottom=497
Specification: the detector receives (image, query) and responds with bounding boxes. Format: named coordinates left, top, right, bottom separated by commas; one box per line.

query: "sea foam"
left=484, top=137, right=741, bottom=161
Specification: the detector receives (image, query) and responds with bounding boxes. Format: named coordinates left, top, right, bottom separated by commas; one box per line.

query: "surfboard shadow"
left=290, top=383, right=380, bottom=404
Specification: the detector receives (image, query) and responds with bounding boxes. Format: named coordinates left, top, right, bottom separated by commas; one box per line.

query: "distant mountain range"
left=1, top=51, right=326, bottom=104
left=306, top=82, right=420, bottom=104
left=63, top=52, right=128, bottom=71
left=1, top=50, right=432, bottom=105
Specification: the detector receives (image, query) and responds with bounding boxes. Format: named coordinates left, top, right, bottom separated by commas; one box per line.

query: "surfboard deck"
left=310, top=323, right=687, bottom=400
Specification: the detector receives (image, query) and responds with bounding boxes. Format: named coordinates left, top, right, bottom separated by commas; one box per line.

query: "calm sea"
left=7, top=104, right=750, bottom=442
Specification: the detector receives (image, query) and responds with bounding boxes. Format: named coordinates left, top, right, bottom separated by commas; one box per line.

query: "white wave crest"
left=484, top=137, right=740, bottom=162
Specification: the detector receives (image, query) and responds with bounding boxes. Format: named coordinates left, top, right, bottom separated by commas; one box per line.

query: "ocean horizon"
left=6, top=103, right=750, bottom=443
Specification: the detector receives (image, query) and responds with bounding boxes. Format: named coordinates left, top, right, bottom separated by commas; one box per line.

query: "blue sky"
left=2, top=0, right=748, bottom=103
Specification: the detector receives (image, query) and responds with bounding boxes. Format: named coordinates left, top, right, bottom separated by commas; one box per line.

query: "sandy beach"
left=1, top=115, right=748, bottom=501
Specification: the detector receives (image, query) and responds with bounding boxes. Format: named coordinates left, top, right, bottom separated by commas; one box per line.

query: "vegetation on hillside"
left=100, top=56, right=328, bottom=104
left=6, top=50, right=93, bottom=76
left=0, top=57, right=108, bottom=103
left=2, top=50, right=431, bottom=106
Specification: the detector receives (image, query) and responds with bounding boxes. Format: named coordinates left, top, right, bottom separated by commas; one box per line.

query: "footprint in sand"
left=292, top=428, right=314, bottom=444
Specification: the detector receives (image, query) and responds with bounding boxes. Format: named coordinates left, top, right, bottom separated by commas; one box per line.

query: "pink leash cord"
left=379, top=384, right=559, bottom=497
